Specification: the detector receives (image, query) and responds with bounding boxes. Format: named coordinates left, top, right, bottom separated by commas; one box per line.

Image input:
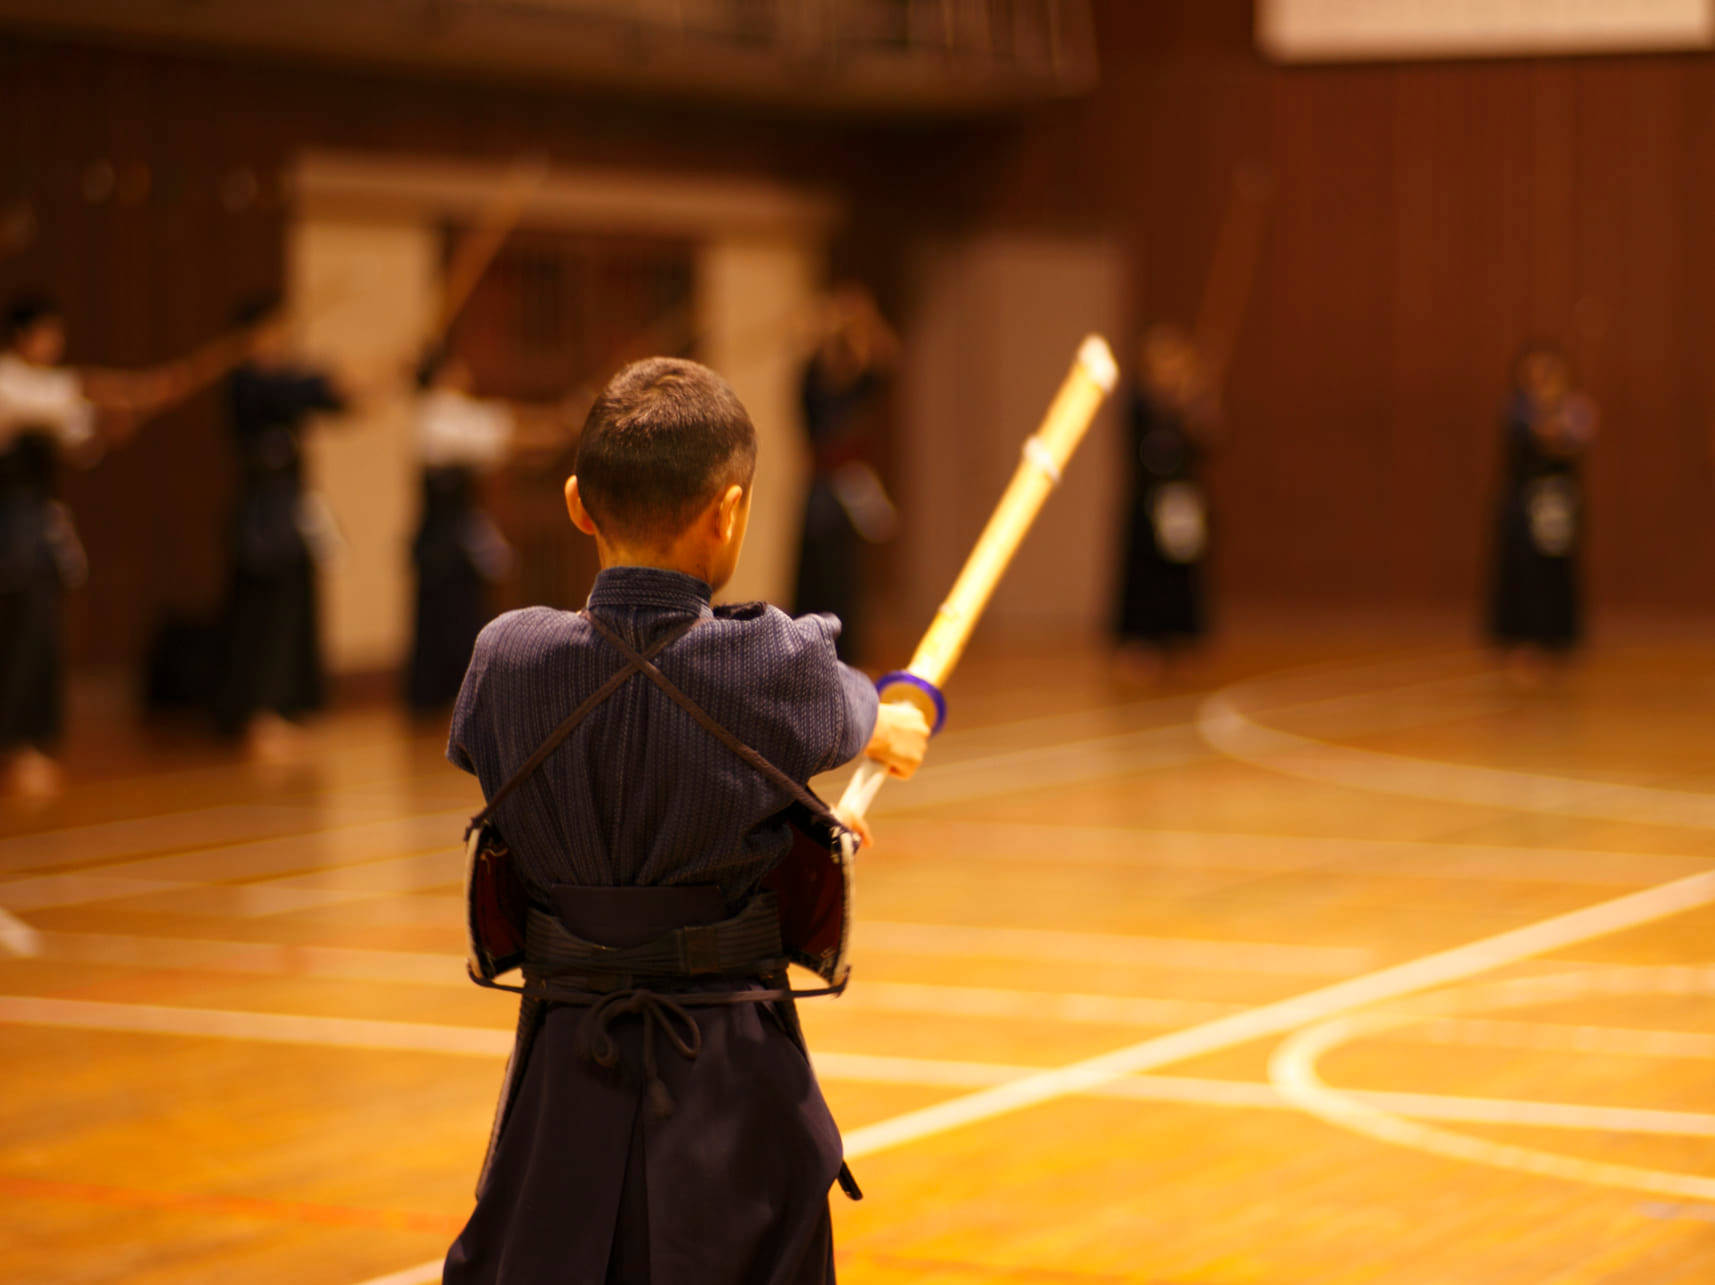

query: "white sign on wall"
left=1257, top=0, right=1715, bottom=61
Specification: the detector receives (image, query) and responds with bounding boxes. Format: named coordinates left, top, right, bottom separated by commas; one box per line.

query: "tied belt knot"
left=577, top=985, right=704, bottom=1119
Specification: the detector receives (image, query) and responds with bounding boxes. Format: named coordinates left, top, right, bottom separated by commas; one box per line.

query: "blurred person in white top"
left=0, top=295, right=165, bottom=796
left=407, top=347, right=567, bottom=713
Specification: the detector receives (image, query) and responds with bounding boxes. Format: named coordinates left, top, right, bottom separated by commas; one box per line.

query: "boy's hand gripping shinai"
left=834, top=335, right=1119, bottom=840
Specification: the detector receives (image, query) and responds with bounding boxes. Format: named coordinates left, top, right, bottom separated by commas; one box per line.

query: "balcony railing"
left=0, top=0, right=1099, bottom=113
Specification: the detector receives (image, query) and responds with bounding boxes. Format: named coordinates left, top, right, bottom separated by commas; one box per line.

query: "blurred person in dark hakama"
left=791, top=284, right=899, bottom=665
left=214, top=296, right=357, bottom=758
left=1113, top=324, right=1220, bottom=682
left=405, top=348, right=571, bottom=714
left=407, top=349, right=515, bottom=715
left=1487, top=341, right=1597, bottom=683
left=0, top=295, right=165, bottom=796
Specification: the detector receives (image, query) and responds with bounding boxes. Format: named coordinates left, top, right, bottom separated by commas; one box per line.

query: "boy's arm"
left=780, top=612, right=930, bottom=842
left=446, top=626, right=499, bottom=779
left=815, top=646, right=927, bottom=781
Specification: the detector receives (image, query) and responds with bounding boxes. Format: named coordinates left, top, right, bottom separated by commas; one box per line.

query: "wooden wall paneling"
left=1232, top=66, right=1397, bottom=603
left=1386, top=65, right=1482, bottom=609
left=12, top=0, right=1715, bottom=676
left=452, top=229, right=698, bottom=617
left=1668, top=60, right=1715, bottom=612
left=78, top=48, right=154, bottom=663
left=922, top=0, right=1715, bottom=616
left=1571, top=59, right=1694, bottom=611
left=0, top=34, right=856, bottom=671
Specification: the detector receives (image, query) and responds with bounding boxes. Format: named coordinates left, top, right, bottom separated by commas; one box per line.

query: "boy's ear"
left=716, top=484, right=746, bottom=540
left=565, top=476, right=599, bottom=535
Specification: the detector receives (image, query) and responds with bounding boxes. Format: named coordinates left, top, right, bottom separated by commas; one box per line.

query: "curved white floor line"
left=337, top=866, right=1715, bottom=1285
left=837, top=868, right=1715, bottom=1159
left=1270, top=967, right=1715, bottom=1203
left=349, top=1260, right=442, bottom=1285
left=0, top=905, right=39, bottom=957
left=1198, top=686, right=1715, bottom=831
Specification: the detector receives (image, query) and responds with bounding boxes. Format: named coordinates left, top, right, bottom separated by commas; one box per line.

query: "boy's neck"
left=594, top=537, right=720, bottom=592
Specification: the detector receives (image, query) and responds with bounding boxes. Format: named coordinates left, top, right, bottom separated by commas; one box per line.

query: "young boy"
left=444, top=356, right=928, bottom=1284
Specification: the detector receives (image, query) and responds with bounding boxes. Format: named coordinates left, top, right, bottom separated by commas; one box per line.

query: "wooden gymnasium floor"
left=3, top=622, right=1714, bottom=1284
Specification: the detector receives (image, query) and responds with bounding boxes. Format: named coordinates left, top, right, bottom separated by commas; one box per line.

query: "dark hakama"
left=407, top=391, right=513, bottom=713
left=1115, top=391, right=1209, bottom=646
left=445, top=570, right=877, bottom=1284
left=445, top=981, right=841, bottom=1285
left=792, top=363, right=881, bottom=664
left=214, top=364, right=344, bottom=735
left=407, top=467, right=492, bottom=712
left=0, top=353, right=95, bottom=755
left=0, top=436, right=70, bottom=752
left=1487, top=398, right=1583, bottom=651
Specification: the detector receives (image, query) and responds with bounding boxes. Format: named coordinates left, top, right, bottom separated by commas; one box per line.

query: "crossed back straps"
left=468, top=610, right=843, bottom=836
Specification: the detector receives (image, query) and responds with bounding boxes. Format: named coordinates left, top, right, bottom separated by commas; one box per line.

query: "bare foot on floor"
left=245, top=713, right=307, bottom=765
left=7, top=748, right=64, bottom=800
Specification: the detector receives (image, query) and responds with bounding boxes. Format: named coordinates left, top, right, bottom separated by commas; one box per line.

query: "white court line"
left=0, top=654, right=1455, bottom=867
left=822, top=1052, right=1715, bottom=1138
left=861, top=921, right=1372, bottom=975
left=848, top=981, right=1236, bottom=1028
left=893, top=819, right=1715, bottom=888
left=24, top=921, right=1360, bottom=983
left=348, top=1263, right=448, bottom=1285
left=22, top=811, right=468, bottom=886
left=0, top=741, right=455, bottom=843
left=1271, top=967, right=1715, bottom=1202
left=0, top=905, right=40, bottom=957
left=32, top=930, right=465, bottom=987
left=0, top=873, right=392, bottom=918
left=12, top=929, right=1296, bottom=1026
left=30, top=927, right=1715, bottom=1060
left=0, top=688, right=1194, bottom=859
left=0, top=840, right=467, bottom=918
left=0, top=660, right=1530, bottom=918
left=837, top=869, right=1715, bottom=1159
left=858, top=722, right=1207, bottom=812
left=29, top=879, right=1682, bottom=1217
left=0, top=995, right=514, bottom=1057
left=5, top=994, right=1709, bottom=1143
left=336, top=651, right=1688, bottom=1285
left=28, top=930, right=1715, bottom=1054
left=0, top=802, right=392, bottom=875
left=1199, top=688, right=1715, bottom=830
left=865, top=668, right=1512, bottom=816
left=898, top=689, right=1202, bottom=759
left=33, top=813, right=1707, bottom=915
left=1419, top=1015, right=1715, bottom=1061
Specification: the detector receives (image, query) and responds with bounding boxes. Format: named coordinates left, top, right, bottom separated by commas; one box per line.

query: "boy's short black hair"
left=575, top=357, right=757, bottom=545
left=5, top=292, right=60, bottom=343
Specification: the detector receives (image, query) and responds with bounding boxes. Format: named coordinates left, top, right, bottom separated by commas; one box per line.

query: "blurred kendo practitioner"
left=792, top=283, right=899, bottom=664
left=1488, top=341, right=1597, bottom=678
left=406, top=347, right=569, bottom=714
left=216, top=296, right=358, bottom=758
left=0, top=295, right=169, bottom=796
left=1114, top=324, right=1221, bottom=679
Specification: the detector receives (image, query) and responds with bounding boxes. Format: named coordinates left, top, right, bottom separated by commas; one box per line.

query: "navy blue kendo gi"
left=444, top=565, right=877, bottom=1285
